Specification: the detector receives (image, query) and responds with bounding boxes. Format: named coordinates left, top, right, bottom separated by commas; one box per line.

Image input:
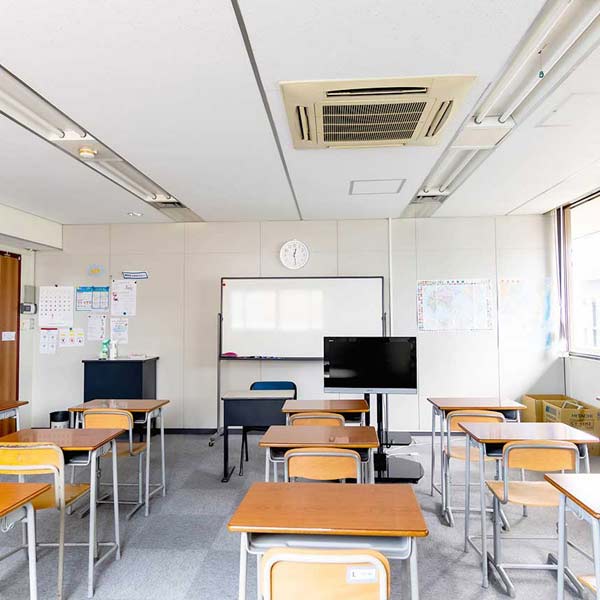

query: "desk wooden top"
left=228, top=482, right=428, bottom=537
left=0, top=428, right=124, bottom=451
left=427, top=397, right=525, bottom=411
left=282, top=399, right=369, bottom=414
left=222, top=390, right=296, bottom=400
left=0, top=400, right=29, bottom=412
left=68, top=399, right=170, bottom=413
left=459, top=422, right=599, bottom=445
left=259, top=425, right=379, bottom=449
left=0, top=483, right=51, bottom=518
left=545, top=474, right=600, bottom=520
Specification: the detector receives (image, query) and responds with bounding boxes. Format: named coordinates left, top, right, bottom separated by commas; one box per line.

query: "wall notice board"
left=220, top=276, right=384, bottom=359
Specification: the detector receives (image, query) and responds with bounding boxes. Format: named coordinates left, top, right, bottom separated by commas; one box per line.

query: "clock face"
left=280, top=239, right=310, bottom=270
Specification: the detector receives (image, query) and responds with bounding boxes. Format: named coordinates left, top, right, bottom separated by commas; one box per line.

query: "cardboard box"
left=541, top=397, right=600, bottom=456
left=520, top=394, right=574, bottom=423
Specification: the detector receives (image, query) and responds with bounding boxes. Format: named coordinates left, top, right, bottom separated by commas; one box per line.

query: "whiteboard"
left=220, top=277, right=383, bottom=359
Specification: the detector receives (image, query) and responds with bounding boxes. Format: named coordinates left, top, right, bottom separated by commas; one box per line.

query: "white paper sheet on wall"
left=39, top=286, right=74, bottom=328
left=40, top=328, right=58, bottom=354
left=111, top=280, right=136, bottom=316
left=110, top=317, right=129, bottom=343
left=58, top=328, right=85, bottom=347
left=417, top=279, right=493, bottom=331
left=87, top=314, right=107, bottom=341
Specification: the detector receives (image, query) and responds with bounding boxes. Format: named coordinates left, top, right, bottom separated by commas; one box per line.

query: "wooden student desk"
left=0, top=482, right=51, bottom=600
left=229, top=482, right=428, bottom=600
left=459, top=421, right=599, bottom=589
left=0, top=400, right=28, bottom=431
left=0, top=428, right=124, bottom=598
left=282, top=398, right=369, bottom=425
left=546, top=474, right=600, bottom=600
left=259, top=425, right=379, bottom=483
left=426, top=397, right=525, bottom=506
left=69, top=398, right=169, bottom=516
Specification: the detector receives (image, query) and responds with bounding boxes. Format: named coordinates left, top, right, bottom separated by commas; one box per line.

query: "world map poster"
left=417, top=279, right=494, bottom=331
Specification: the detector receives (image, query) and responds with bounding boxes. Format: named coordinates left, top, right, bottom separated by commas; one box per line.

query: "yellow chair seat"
left=108, top=442, right=146, bottom=457
left=579, top=575, right=597, bottom=593
left=444, top=445, right=497, bottom=462
left=31, top=483, right=90, bottom=510
left=486, top=481, right=561, bottom=507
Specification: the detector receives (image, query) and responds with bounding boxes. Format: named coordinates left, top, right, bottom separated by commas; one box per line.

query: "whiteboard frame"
left=219, top=276, right=385, bottom=360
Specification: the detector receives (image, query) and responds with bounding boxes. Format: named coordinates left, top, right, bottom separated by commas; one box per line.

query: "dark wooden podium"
left=82, top=357, right=158, bottom=402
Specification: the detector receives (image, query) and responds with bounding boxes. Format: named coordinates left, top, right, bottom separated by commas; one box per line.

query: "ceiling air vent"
left=281, top=75, right=475, bottom=149
left=147, top=199, right=203, bottom=222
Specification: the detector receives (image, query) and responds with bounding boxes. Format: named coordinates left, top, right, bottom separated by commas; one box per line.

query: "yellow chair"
left=441, top=410, right=506, bottom=527
left=289, top=412, right=345, bottom=427
left=485, top=440, right=580, bottom=597
left=0, top=442, right=90, bottom=600
left=82, top=408, right=147, bottom=519
left=284, top=447, right=362, bottom=483
left=262, top=547, right=390, bottom=600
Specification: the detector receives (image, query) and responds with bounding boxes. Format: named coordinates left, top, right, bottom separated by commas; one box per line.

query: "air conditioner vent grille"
left=322, top=101, right=427, bottom=143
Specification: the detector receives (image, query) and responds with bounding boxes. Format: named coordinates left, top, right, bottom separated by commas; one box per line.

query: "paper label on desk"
left=347, top=567, right=377, bottom=584
left=1, top=331, right=16, bottom=341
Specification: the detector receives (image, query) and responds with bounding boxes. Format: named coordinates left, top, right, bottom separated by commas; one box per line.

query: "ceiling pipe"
left=499, top=5, right=600, bottom=123
left=475, top=0, right=574, bottom=123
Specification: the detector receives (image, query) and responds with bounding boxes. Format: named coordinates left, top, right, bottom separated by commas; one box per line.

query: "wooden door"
left=0, top=252, right=21, bottom=434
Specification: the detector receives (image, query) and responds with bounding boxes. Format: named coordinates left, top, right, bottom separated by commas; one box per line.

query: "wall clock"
left=280, top=239, right=310, bottom=270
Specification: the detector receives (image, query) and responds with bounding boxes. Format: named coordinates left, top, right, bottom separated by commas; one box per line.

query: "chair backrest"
left=83, top=409, right=133, bottom=452
left=284, top=447, right=362, bottom=482
left=262, top=547, right=390, bottom=600
left=503, top=440, right=579, bottom=473
left=290, top=412, right=345, bottom=427
left=445, top=410, right=505, bottom=455
left=0, top=442, right=64, bottom=509
left=251, top=381, right=297, bottom=400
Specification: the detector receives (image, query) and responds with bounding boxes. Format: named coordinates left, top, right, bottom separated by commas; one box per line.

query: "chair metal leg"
left=87, top=452, right=98, bottom=598
left=239, top=431, right=246, bottom=476
left=592, top=518, right=600, bottom=600
left=464, top=433, right=471, bottom=552
left=111, top=440, right=121, bottom=560
left=430, top=410, right=436, bottom=496
left=145, top=417, right=151, bottom=517
left=264, top=450, right=269, bottom=482
left=25, top=503, right=38, bottom=600
left=479, top=443, right=488, bottom=588
left=256, top=554, right=261, bottom=600
left=58, top=505, right=65, bottom=600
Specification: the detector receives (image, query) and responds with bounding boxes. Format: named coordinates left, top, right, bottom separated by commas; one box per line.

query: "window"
left=565, top=195, right=600, bottom=357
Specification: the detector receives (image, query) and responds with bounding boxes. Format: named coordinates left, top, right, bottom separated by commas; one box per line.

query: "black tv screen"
left=324, top=337, right=417, bottom=393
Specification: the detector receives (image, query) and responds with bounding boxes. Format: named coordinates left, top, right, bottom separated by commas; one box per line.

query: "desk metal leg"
left=222, top=425, right=234, bottom=483
left=87, top=449, right=98, bottom=598
left=111, top=440, right=121, bottom=560
left=238, top=533, right=248, bottom=600
left=478, top=442, right=488, bottom=588
left=369, top=449, right=375, bottom=484
left=15, top=409, right=20, bottom=431
left=160, top=409, right=166, bottom=496
left=409, top=539, right=419, bottom=600
left=145, top=417, right=151, bottom=516
left=557, top=495, right=566, bottom=600
left=464, top=433, right=471, bottom=553
left=264, top=450, right=270, bottom=482
left=25, top=503, right=37, bottom=600
left=430, top=409, right=436, bottom=496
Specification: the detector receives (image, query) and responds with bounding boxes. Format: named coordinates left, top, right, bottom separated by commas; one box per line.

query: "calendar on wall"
left=39, top=286, right=74, bottom=328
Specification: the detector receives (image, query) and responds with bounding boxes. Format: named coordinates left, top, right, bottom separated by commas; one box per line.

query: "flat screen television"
left=324, top=336, right=417, bottom=394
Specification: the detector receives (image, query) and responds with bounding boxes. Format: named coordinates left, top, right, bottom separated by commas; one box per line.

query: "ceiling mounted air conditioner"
left=281, top=75, right=475, bottom=149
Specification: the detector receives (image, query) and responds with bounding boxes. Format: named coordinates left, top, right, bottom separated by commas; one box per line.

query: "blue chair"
left=239, top=381, right=297, bottom=476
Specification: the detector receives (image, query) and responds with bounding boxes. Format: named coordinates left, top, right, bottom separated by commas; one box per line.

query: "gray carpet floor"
left=0, top=434, right=598, bottom=599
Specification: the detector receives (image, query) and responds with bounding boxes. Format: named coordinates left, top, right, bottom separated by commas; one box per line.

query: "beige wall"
left=30, top=216, right=563, bottom=430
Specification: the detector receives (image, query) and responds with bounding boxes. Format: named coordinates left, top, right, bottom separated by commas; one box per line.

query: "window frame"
left=561, top=192, right=600, bottom=360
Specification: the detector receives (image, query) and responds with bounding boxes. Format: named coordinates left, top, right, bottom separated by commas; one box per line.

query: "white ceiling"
left=2, top=0, right=596, bottom=224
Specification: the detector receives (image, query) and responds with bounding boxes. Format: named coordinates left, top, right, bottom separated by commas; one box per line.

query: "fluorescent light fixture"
left=0, top=65, right=202, bottom=221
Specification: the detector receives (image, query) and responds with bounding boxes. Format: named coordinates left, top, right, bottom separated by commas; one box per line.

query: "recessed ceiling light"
left=78, top=146, right=98, bottom=159
left=127, top=211, right=143, bottom=217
